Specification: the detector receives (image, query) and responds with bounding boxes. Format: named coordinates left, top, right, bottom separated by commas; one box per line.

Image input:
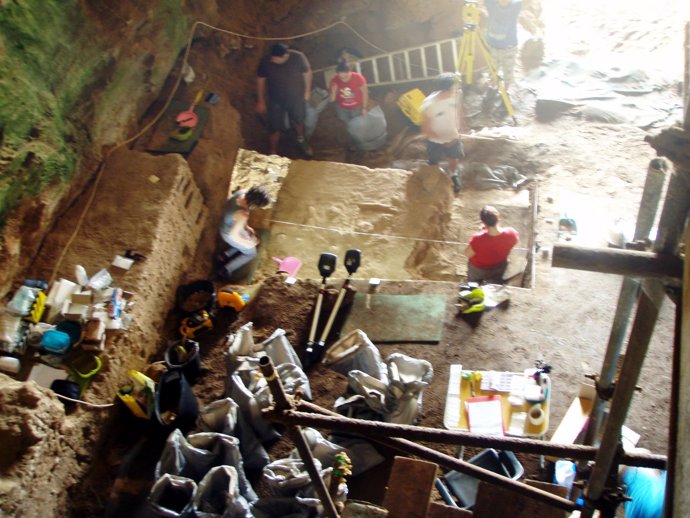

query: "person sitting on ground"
left=329, top=59, right=369, bottom=123
left=217, top=185, right=272, bottom=281
left=256, top=42, right=313, bottom=157
left=619, top=449, right=666, bottom=518
left=464, top=205, right=519, bottom=283
left=420, top=72, right=465, bottom=194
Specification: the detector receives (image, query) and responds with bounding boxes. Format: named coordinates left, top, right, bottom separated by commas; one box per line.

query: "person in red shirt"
left=464, top=205, right=519, bottom=283
left=329, top=59, right=369, bottom=123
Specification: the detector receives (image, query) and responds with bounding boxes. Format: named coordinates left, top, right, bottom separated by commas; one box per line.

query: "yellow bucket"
left=396, top=88, right=426, bottom=126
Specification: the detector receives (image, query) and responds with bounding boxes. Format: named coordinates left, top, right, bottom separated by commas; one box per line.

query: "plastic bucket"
left=165, top=339, right=201, bottom=383
left=154, top=368, right=199, bottom=433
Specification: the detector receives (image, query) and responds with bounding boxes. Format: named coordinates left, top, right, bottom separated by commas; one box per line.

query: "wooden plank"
left=552, top=244, right=683, bottom=279
left=473, top=479, right=568, bottom=518
left=383, top=457, right=438, bottom=518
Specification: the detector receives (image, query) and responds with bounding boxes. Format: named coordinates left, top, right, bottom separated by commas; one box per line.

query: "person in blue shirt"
left=620, top=465, right=666, bottom=518
left=483, top=0, right=522, bottom=91
left=217, top=185, right=271, bottom=280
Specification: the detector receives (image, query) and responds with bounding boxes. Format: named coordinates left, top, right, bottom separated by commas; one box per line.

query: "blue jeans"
left=335, top=104, right=362, bottom=123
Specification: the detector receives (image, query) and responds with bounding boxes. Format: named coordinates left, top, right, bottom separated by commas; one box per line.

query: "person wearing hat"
left=256, top=43, right=313, bottom=157
left=464, top=205, right=519, bottom=283
left=421, top=72, right=465, bottom=193
left=329, top=59, right=369, bottom=123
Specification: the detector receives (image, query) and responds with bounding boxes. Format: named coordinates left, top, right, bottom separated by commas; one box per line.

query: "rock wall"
left=0, top=149, right=209, bottom=517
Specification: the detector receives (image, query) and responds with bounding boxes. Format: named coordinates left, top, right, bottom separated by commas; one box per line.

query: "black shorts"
left=267, top=97, right=306, bottom=132
left=427, top=139, right=464, bottom=165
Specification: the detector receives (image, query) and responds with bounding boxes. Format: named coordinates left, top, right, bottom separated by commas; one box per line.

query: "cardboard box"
left=547, top=383, right=595, bottom=461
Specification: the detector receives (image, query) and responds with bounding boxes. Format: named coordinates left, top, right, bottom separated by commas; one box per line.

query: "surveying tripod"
left=456, top=0, right=517, bottom=124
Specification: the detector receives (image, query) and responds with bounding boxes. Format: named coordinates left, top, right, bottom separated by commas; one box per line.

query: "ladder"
left=323, top=38, right=461, bottom=88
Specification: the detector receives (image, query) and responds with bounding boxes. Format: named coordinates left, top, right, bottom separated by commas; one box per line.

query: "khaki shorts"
left=488, top=45, right=518, bottom=86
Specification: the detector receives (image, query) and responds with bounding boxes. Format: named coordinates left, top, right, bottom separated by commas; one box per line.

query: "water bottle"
left=7, top=286, right=36, bottom=316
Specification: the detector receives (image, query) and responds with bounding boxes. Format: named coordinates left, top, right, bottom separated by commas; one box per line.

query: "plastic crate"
left=396, top=88, right=426, bottom=125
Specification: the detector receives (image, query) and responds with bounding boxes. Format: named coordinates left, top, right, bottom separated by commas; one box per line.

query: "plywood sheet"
left=340, top=293, right=447, bottom=343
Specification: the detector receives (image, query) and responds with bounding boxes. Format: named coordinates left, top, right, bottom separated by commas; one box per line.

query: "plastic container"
left=164, top=340, right=201, bottom=383
left=0, top=356, right=21, bottom=374
left=154, top=368, right=199, bottom=432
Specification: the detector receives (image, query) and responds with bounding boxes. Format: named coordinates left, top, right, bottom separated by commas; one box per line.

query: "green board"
left=146, top=99, right=210, bottom=156
left=340, top=294, right=447, bottom=343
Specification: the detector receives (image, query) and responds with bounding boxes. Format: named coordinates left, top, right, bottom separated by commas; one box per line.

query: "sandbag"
left=193, top=465, right=252, bottom=518
left=347, top=105, right=387, bottom=151
left=305, top=87, right=330, bottom=139
left=263, top=457, right=328, bottom=498
left=149, top=473, right=197, bottom=518
left=155, top=429, right=257, bottom=503
left=322, top=329, right=387, bottom=381
left=198, top=398, right=270, bottom=473
left=260, top=328, right=303, bottom=370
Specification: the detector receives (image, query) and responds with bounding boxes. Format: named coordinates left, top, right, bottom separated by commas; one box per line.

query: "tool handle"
left=191, top=90, right=204, bottom=108
left=319, top=282, right=348, bottom=344
left=308, top=290, right=324, bottom=343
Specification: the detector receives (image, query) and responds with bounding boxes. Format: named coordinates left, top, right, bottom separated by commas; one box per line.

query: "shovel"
left=176, top=90, right=204, bottom=128
left=304, top=253, right=337, bottom=366
left=315, top=249, right=361, bottom=357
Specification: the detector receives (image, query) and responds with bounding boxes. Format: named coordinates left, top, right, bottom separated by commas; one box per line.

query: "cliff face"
left=0, top=0, right=191, bottom=297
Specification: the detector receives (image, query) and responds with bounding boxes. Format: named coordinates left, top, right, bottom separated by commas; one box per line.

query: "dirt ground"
left=115, top=0, right=683, bottom=512
left=3, top=0, right=686, bottom=516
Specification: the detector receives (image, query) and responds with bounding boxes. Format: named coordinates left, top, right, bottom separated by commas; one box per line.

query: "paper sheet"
left=465, top=395, right=504, bottom=435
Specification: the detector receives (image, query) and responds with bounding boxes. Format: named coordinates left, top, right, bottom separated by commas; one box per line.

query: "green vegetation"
left=0, top=0, right=189, bottom=228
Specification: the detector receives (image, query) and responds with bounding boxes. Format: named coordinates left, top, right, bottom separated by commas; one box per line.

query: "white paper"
left=466, top=397, right=504, bottom=435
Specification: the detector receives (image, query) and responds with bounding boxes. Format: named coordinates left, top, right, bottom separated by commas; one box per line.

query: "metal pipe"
left=290, top=402, right=578, bottom=512
left=583, top=158, right=668, bottom=448
left=581, top=280, right=667, bottom=518
left=258, top=356, right=340, bottom=518
left=285, top=402, right=666, bottom=469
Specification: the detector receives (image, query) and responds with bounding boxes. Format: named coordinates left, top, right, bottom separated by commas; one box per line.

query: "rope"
left=47, top=17, right=394, bottom=283
left=55, top=393, right=115, bottom=408
left=270, top=218, right=530, bottom=253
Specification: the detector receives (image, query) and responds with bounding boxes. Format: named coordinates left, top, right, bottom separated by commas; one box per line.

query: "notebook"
left=465, top=395, right=504, bottom=435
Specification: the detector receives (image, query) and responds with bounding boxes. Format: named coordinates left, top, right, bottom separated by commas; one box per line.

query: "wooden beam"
left=683, top=22, right=690, bottom=131
left=671, top=225, right=690, bottom=518
left=552, top=244, right=683, bottom=279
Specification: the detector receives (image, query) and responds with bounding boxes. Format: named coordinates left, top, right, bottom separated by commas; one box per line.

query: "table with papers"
left=443, top=364, right=550, bottom=438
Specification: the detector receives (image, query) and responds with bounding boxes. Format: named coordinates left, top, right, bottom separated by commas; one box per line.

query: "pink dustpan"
left=272, top=256, right=302, bottom=277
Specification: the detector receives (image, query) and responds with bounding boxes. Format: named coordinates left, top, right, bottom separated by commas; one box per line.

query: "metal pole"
left=283, top=402, right=665, bottom=469
left=583, top=158, right=668, bottom=447
left=290, top=403, right=579, bottom=512
left=258, top=356, right=340, bottom=518
left=581, top=279, right=667, bottom=518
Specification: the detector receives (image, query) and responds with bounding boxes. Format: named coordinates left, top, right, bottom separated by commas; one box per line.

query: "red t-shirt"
left=330, top=72, right=366, bottom=109
left=469, top=228, right=519, bottom=269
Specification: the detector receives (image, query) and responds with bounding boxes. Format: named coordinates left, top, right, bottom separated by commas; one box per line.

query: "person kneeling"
left=217, top=185, right=271, bottom=281
left=464, top=205, right=519, bottom=284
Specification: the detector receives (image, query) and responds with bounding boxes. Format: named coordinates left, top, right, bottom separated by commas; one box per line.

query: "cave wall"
left=0, top=0, right=196, bottom=298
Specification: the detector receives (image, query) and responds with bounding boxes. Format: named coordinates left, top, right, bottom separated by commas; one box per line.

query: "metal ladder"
left=323, top=38, right=461, bottom=88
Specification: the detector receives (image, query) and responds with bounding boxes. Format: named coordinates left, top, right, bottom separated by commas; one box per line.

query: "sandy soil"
left=3, top=0, right=685, bottom=516
left=119, top=0, right=683, bottom=511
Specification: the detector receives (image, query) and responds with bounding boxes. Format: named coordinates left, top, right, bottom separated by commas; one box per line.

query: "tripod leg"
left=456, top=30, right=479, bottom=85
left=477, top=37, right=517, bottom=124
